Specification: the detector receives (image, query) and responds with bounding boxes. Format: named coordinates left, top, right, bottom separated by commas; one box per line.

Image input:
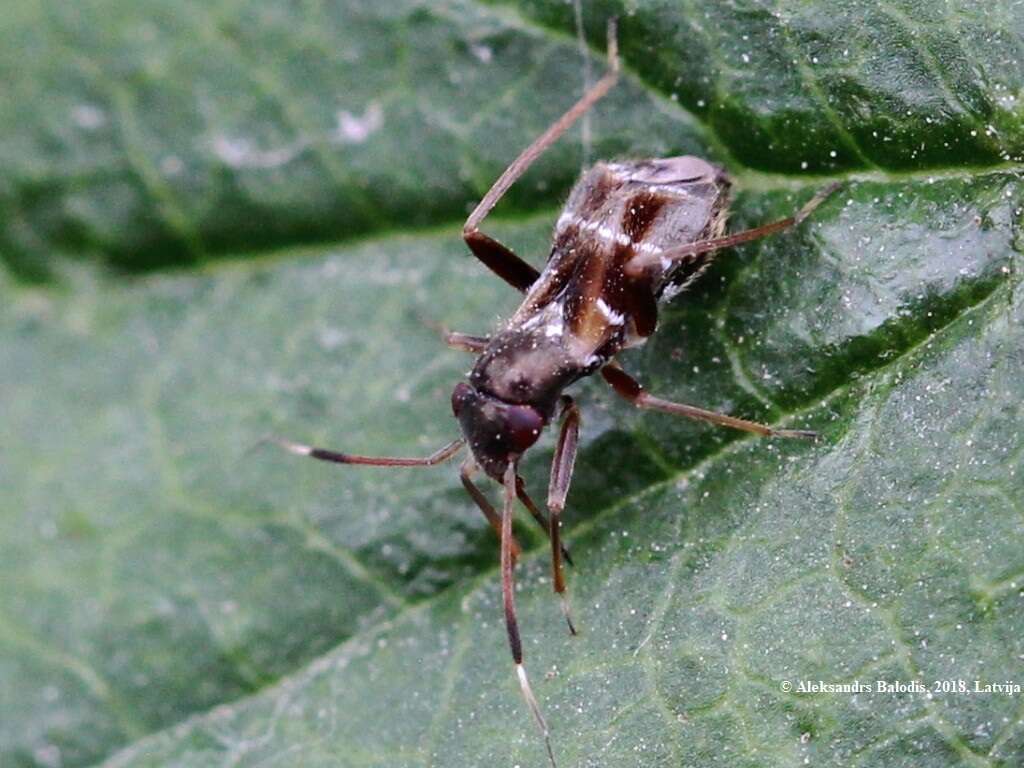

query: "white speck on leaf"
left=470, top=44, right=492, bottom=63
left=72, top=104, right=106, bottom=130
left=334, top=102, right=384, bottom=144
left=212, top=135, right=308, bottom=169
left=160, top=155, right=184, bottom=176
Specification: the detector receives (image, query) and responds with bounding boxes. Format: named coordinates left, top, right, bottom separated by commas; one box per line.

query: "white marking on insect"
left=595, top=298, right=625, bottom=325
left=659, top=282, right=686, bottom=303
left=544, top=315, right=565, bottom=338
left=634, top=240, right=664, bottom=255
left=556, top=211, right=579, bottom=229
left=521, top=312, right=544, bottom=331
left=568, top=217, right=636, bottom=248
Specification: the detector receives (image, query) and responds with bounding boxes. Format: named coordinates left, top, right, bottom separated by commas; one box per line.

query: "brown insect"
left=272, top=21, right=839, bottom=766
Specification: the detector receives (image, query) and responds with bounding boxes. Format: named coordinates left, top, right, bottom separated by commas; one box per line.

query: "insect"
left=272, top=20, right=839, bottom=767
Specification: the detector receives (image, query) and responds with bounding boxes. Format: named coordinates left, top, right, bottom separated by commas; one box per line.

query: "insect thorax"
left=473, top=156, right=732, bottom=413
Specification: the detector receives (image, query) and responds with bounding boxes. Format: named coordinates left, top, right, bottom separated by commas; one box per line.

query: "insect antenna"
left=502, top=463, right=557, bottom=768
left=572, top=0, right=593, bottom=166
left=462, top=18, right=619, bottom=241
left=265, top=436, right=465, bottom=467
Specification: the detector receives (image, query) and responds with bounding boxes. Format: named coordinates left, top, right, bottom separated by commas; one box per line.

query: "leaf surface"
left=1, top=2, right=1023, bottom=768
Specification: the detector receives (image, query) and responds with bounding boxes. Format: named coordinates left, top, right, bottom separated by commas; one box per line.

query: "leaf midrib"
left=99, top=161, right=1016, bottom=288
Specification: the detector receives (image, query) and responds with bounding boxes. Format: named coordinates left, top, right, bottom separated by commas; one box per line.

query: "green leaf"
left=1, top=2, right=1023, bottom=768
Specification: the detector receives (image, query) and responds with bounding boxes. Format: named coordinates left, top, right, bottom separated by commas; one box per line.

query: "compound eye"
left=503, top=404, right=544, bottom=453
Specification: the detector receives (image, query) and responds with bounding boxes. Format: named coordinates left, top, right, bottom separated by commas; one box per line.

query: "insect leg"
left=443, top=330, right=490, bottom=353
left=625, top=182, right=843, bottom=278
left=461, top=459, right=522, bottom=562
left=547, top=396, right=581, bottom=635
left=515, top=477, right=574, bottom=567
left=462, top=19, right=621, bottom=293
left=269, top=437, right=467, bottom=466
left=602, top=365, right=817, bottom=439
left=463, top=232, right=541, bottom=293
left=417, top=314, right=490, bottom=353
left=502, top=462, right=556, bottom=768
